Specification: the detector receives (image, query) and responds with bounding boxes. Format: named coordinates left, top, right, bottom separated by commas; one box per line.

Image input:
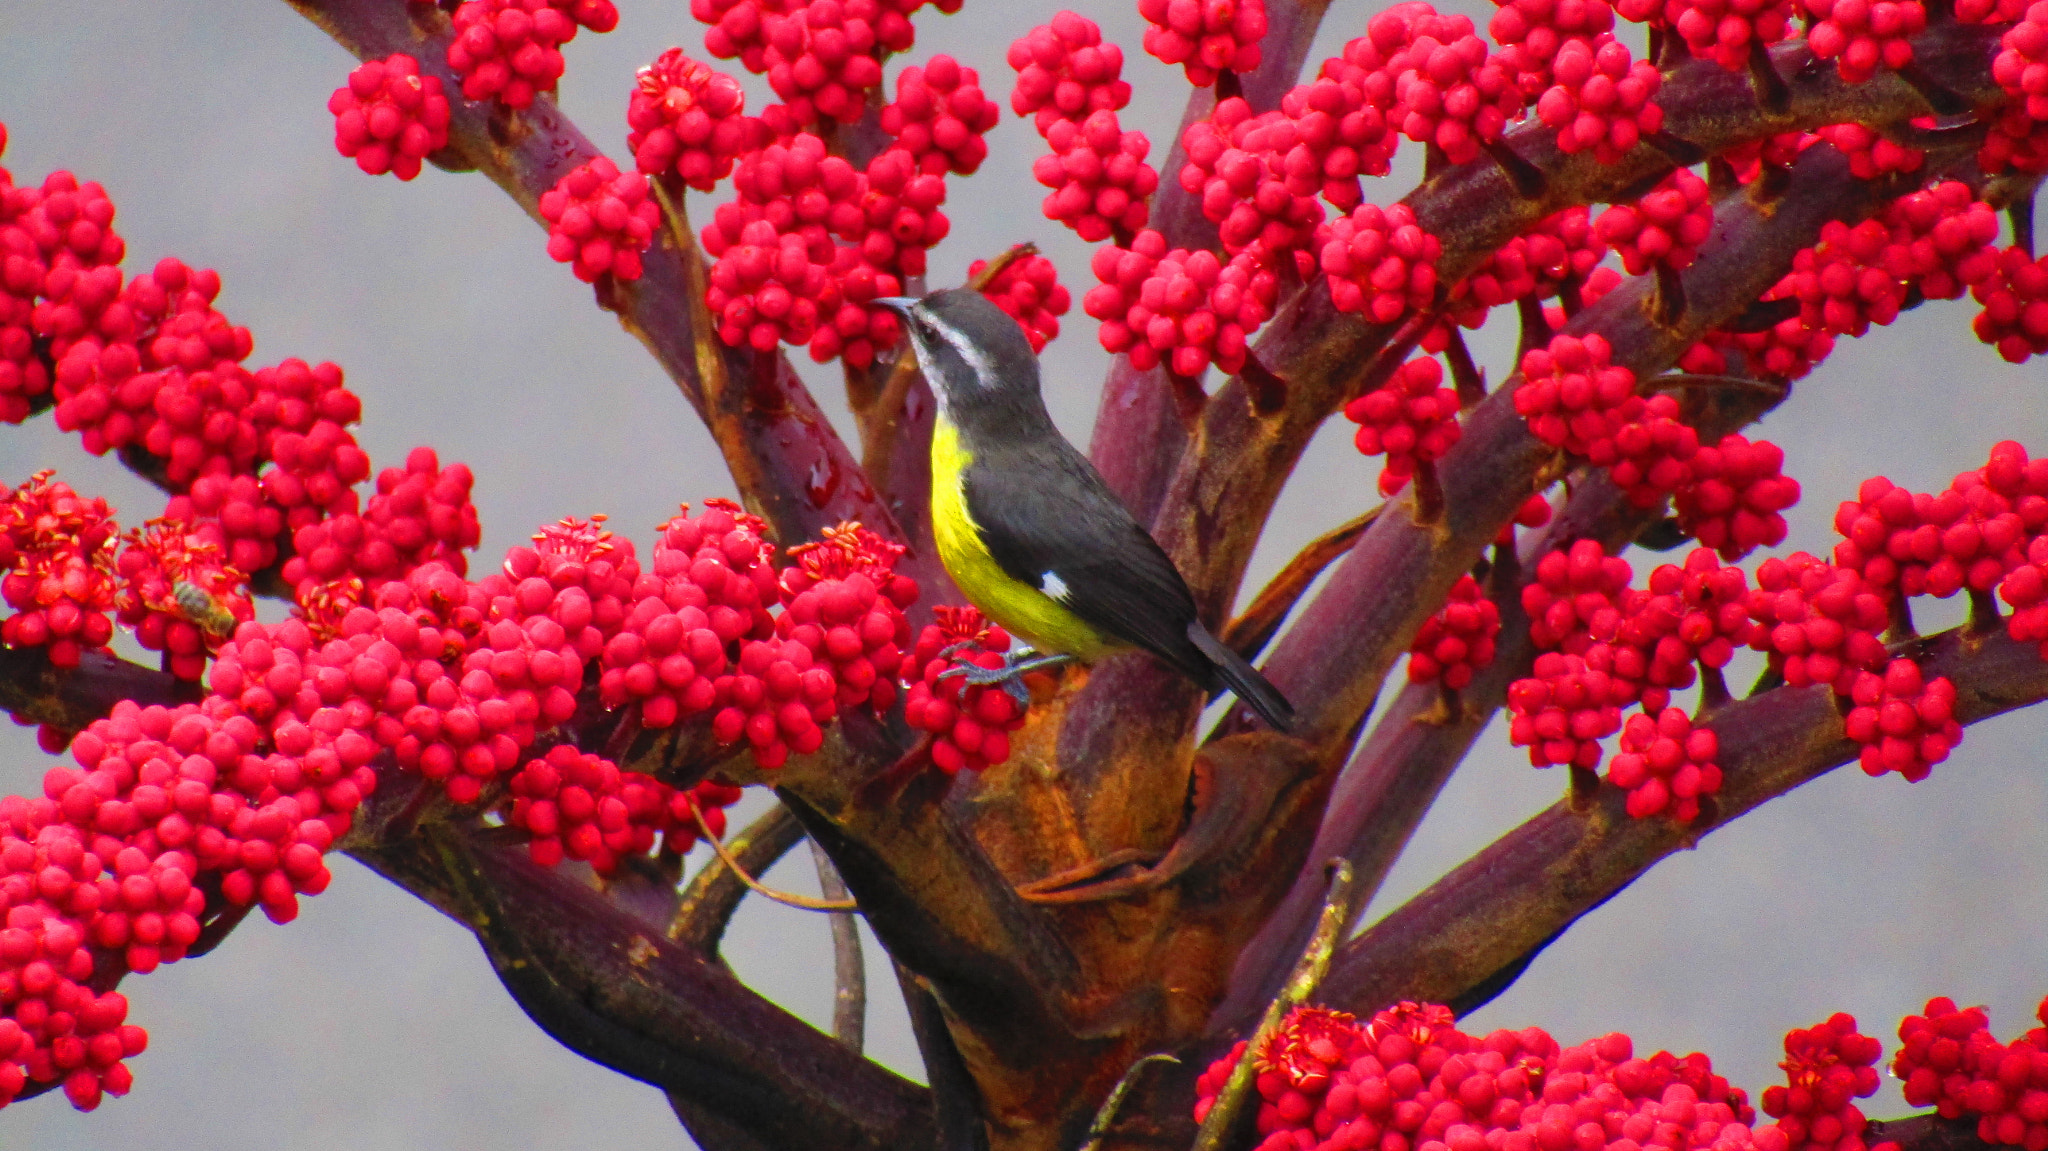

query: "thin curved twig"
left=690, top=802, right=860, bottom=913
left=670, top=801, right=809, bottom=953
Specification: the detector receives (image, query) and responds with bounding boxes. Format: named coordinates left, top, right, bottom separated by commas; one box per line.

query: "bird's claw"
left=937, top=648, right=1073, bottom=708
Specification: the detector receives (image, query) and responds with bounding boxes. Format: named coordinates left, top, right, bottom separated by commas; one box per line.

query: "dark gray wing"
left=960, top=441, right=1217, bottom=687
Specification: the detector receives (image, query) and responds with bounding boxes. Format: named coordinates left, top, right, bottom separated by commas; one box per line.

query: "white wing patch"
left=1039, top=571, right=1071, bottom=601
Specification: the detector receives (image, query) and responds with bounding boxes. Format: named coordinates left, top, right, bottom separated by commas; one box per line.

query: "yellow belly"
left=930, top=417, right=1113, bottom=659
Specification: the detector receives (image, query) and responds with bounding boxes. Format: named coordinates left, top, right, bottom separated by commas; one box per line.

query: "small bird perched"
left=876, top=289, right=1294, bottom=732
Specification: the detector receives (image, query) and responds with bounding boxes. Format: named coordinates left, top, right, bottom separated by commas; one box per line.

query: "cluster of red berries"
left=879, top=55, right=1001, bottom=177
left=1790, top=220, right=1906, bottom=338
left=1346, top=354, right=1463, bottom=495
left=1677, top=434, right=1800, bottom=561
left=1490, top=0, right=1616, bottom=97
left=777, top=522, right=917, bottom=712
left=1382, top=12, right=1521, bottom=165
left=1138, top=0, right=1268, bottom=86
left=1507, top=649, right=1635, bottom=768
left=50, top=273, right=258, bottom=485
left=600, top=503, right=774, bottom=724
left=447, top=0, right=579, bottom=110
left=34, top=247, right=407, bottom=602
left=627, top=49, right=752, bottom=192
left=1587, top=393, right=1700, bottom=510
left=1620, top=0, right=1795, bottom=71
left=697, top=121, right=956, bottom=367
left=1523, top=538, right=1633, bottom=655
left=1407, top=574, right=1501, bottom=690
left=1758, top=1014, right=1884, bottom=1151
left=1893, top=996, right=2048, bottom=1149
left=1088, top=239, right=1277, bottom=377
left=1033, top=109, right=1160, bottom=244
left=1624, top=549, right=1762, bottom=706
left=856, top=145, right=952, bottom=282
left=1297, top=53, right=1401, bottom=207
left=1843, top=658, right=1961, bottom=781
left=239, top=357, right=372, bottom=561
left=1608, top=708, right=1721, bottom=821
left=1973, top=246, right=2048, bottom=364
left=759, top=0, right=893, bottom=125
left=1536, top=37, right=1665, bottom=164
left=1838, top=440, right=2048, bottom=612
left=1319, top=203, right=1441, bottom=324
left=538, top=157, right=662, bottom=283
left=0, top=473, right=118, bottom=671
left=328, top=54, right=451, bottom=182
left=701, top=134, right=884, bottom=360
left=1007, top=12, right=1133, bottom=135
left=1883, top=182, right=2002, bottom=302
left=1801, top=0, right=1926, bottom=83
left=902, top=606, right=1026, bottom=774
left=0, top=690, right=367, bottom=1109
left=1180, top=98, right=1335, bottom=260
left=2001, top=536, right=2048, bottom=654
left=969, top=254, right=1070, bottom=353
left=1817, top=123, right=1923, bottom=181
left=277, top=447, right=480, bottom=601
left=113, top=520, right=253, bottom=681
left=3, top=167, right=128, bottom=368
left=0, top=823, right=154, bottom=1108
left=1514, top=333, right=1640, bottom=458
left=1997, top=5, right=2048, bottom=132
left=1195, top=1002, right=1763, bottom=1151
left=694, top=0, right=960, bottom=102
left=1747, top=552, right=1890, bottom=694
left=1596, top=169, right=1712, bottom=276
left=504, top=744, right=742, bottom=873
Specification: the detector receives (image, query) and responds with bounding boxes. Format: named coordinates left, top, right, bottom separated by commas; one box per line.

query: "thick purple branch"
left=352, top=826, right=937, bottom=1151
left=0, top=647, right=192, bottom=733
left=1317, top=623, right=2048, bottom=1017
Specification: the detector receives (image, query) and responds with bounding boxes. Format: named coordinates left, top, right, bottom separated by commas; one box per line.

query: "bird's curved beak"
left=870, top=296, right=918, bottom=316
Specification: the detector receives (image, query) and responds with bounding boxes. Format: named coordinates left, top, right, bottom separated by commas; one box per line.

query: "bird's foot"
left=938, top=647, right=1074, bottom=707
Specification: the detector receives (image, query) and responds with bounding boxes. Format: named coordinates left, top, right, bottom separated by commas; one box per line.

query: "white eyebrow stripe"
left=920, top=310, right=998, bottom=389
left=1040, top=571, right=1070, bottom=600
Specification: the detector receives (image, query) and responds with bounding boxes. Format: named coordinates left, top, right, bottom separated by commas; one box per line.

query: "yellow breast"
left=929, top=416, right=1112, bottom=659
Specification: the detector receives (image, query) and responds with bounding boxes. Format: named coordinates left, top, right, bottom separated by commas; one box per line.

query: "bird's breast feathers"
left=929, top=418, right=1114, bottom=659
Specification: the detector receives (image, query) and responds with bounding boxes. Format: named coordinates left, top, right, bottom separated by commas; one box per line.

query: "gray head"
left=875, top=289, right=1048, bottom=435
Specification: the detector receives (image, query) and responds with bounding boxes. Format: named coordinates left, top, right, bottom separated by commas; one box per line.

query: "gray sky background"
left=2, top=2, right=2046, bottom=1149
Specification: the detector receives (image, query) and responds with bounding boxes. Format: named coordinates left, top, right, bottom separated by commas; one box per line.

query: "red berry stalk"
left=1407, top=573, right=1501, bottom=690
left=0, top=472, right=118, bottom=671
left=1139, top=0, right=1269, bottom=86
left=1347, top=354, right=1463, bottom=496
left=970, top=253, right=1070, bottom=353
left=628, top=49, right=752, bottom=192
left=328, top=54, right=452, bottom=182
left=1607, top=707, right=1721, bottom=820
left=1007, top=13, right=1133, bottom=135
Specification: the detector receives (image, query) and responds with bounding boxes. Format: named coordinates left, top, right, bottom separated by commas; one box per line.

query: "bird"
left=874, top=288, right=1295, bottom=733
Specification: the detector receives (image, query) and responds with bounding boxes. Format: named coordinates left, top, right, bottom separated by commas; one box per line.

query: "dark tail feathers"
left=1187, top=622, right=1296, bottom=733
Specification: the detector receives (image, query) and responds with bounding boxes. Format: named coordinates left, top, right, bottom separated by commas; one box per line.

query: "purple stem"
left=352, top=827, right=936, bottom=1151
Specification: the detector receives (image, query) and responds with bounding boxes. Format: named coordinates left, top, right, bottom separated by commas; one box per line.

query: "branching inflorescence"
left=2, top=0, right=2048, bottom=1147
